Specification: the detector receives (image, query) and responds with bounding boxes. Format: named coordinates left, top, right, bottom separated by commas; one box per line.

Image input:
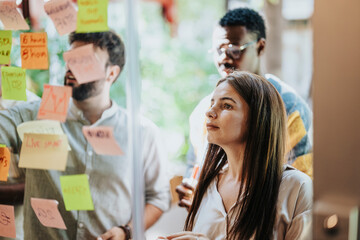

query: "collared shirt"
left=192, top=165, right=313, bottom=240
left=0, top=99, right=170, bottom=240
left=188, top=74, right=313, bottom=172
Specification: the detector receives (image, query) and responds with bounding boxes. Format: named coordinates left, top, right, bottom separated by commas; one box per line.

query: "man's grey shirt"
left=0, top=99, right=170, bottom=239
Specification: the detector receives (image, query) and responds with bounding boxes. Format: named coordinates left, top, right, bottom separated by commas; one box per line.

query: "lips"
left=206, top=123, right=219, bottom=130
left=64, top=71, right=77, bottom=86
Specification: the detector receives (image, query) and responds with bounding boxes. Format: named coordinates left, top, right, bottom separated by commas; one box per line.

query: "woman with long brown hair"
left=159, top=71, right=312, bottom=240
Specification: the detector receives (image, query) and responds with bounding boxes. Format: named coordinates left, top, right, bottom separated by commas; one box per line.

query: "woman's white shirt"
left=192, top=165, right=313, bottom=240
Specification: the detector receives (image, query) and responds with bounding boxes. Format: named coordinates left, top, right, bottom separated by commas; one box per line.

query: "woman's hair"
left=184, top=71, right=286, bottom=240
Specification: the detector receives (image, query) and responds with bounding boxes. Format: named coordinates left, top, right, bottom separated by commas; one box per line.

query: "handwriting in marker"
left=76, top=0, right=109, bottom=33
left=44, top=0, right=77, bottom=35
left=1, top=66, right=26, bottom=101
left=20, top=32, right=49, bottom=70
left=30, top=198, right=67, bottom=229
left=0, top=204, right=16, bottom=238
left=0, top=31, right=12, bottom=64
left=0, top=1, right=29, bottom=30
left=0, top=147, right=10, bottom=181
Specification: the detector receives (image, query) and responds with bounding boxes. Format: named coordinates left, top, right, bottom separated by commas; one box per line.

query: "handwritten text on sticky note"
left=20, top=32, right=49, bottom=69
left=63, top=44, right=106, bottom=84
left=82, top=126, right=123, bottom=155
left=0, top=0, right=29, bottom=30
left=0, top=31, right=12, bottom=64
left=0, top=204, right=16, bottom=238
left=44, top=0, right=77, bottom=35
left=76, top=0, right=108, bottom=33
left=31, top=198, right=67, bottom=230
left=19, top=133, right=69, bottom=171
left=1, top=66, right=26, bottom=101
left=60, top=174, right=94, bottom=211
left=38, top=84, right=72, bottom=122
left=0, top=147, right=10, bottom=182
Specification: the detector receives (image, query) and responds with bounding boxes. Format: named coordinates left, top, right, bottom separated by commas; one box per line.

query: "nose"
left=206, top=106, right=217, bottom=119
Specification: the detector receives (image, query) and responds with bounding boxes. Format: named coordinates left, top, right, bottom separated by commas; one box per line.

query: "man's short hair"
left=69, top=31, right=125, bottom=73
left=219, top=8, right=266, bottom=40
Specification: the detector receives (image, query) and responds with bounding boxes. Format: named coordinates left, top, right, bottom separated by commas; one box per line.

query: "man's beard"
left=71, top=81, right=99, bottom=101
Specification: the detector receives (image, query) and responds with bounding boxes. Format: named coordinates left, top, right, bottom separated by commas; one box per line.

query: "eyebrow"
left=211, top=97, right=237, bottom=103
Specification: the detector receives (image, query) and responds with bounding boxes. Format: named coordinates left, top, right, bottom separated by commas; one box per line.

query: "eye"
left=223, top=103, right=232, bottom=110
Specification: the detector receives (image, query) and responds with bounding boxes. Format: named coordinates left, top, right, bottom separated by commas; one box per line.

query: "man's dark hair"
left=219, top=8, right=266, bottom=40
left=69, top=31, right=125, bottom=73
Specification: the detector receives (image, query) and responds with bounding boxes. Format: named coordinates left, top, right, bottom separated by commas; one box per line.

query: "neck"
left=222, top=143, right=246, bottom=181
left=73, top=93, right=111, bottom=124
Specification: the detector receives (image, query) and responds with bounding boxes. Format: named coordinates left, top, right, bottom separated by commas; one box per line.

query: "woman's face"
left=206, top=81, right=249, bottom=148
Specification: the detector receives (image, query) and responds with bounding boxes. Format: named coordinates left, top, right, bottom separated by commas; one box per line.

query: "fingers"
left=178, top=199, right=192, bottom=211
left=98, top=227, right=125, bottom=240
left=176, top=184, right=194, bottom=199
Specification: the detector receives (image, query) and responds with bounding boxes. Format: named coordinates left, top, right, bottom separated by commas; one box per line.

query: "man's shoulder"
left=6, top=100, right=41, bottom=118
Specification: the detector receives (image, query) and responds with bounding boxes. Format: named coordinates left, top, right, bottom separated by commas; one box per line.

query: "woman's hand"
left=157, top=231, right=209, bottom=240
left=175, top=182, right=195, bottom=211
left=97, top=227, right=126, bottom=240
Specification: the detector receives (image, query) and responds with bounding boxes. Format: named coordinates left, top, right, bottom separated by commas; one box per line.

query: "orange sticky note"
left=63, top=44, right=106, bottom=84
left=82, top=126, right=123, bottom=155
left=44, top=0, right=77, bottom=35
left=19, top=133, right=69, bottom=171
left=37, top=84, right=72, bottom=122
left=30, top=198, right=67, bottom=230
left=20, top=32, right=49, bottom=70
left=0, top=0, right=29, bottom=30
left=0, top=204, right=16, bottom=238
left=0, top=147, right=10, bottom=181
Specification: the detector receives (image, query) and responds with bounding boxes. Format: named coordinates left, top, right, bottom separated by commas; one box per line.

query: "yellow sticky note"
left=37, top=84, right=72, bottom=122
left=0, top=0, right=29, bottom=30
left=76, top=0, right=108, bottom=33
left=60, top=174, right=94, bottom=211
left=0, top=147, right=11, bottom=182
left=19, top=133, right=69, bottom=171
left=0, top=31, right=12, bottom=64
left=44, top=0, right=77, bottom=36
left=1, top=66, right=26, bottom=101
left=20, top=32, right=49, bottom=70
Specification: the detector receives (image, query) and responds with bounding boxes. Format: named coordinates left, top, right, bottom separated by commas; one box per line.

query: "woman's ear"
left=257, top=38, right=266, bottom=56
left=106, top=65, right=120, bottom=84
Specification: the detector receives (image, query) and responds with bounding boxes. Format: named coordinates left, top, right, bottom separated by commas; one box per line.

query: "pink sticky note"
left=37, top=84, right=72, bottom=122
left=0, top=0, right=29, bottom=30
left=82, top=126, right=123, bottom=155
left=30, top=198, right=66, bottom=230
left=63, top=44, right=106, bottom=84
left=44, top=0, right=77, bottom=35
left=0, top=204, right=16, bottom=238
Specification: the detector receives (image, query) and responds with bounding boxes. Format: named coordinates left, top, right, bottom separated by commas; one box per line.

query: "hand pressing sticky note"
left=0, top=146, right=10, bottom=182
left=0, top=0, right=29, bottom=30
left=20, top=32, right=49, bottom=70
left=1, top=66, right=26, bottom=101
left=0, top=204, right=16, bottom=238
left=30, top=198, right=67, bottom=230
left=63, top=44, right=106, bottom=84
left=0, top=31, right=12, bottom=64
left=38, top=84, right=72, bottom=122
left=82, top=126, right=123, bottom=156
left=60, top=174, right=94, bottom=211
left=76, top=0, right=108, bottom=33
left=44, top=0, right=77, bottom=36
left=19, top=133, right=69, bottom=171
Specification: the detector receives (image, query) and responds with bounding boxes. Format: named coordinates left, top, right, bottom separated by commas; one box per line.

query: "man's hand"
left=175, top=182, right=194, bottom=211
left=157, top=231, right=209, bottom=240
left=97, top=227, right=126, bottom=240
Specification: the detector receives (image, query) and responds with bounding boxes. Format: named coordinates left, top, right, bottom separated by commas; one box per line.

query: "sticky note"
left=19, top=133, right=69, bottom=171
left=63, top=44, right=106, bottom=84
left=20, top=32, right=49, bottom=69
left=0, top=31, right=12, bottom=64
left=17, top=120, right=71, bottom=150
left=0, top=204, right=16, bottom=238
left=0, top=0, right=29, bottom=30
left=1, top=66, right=26, bottom=101
left=30, top=198, right=67, bottom=230
left=0, top=147, right=10, bottom=182
left=44, top=0, right=77, bottom=35
left=37, top=84, right=72, bottom=122
left=60, top=174, right=94, bottom=211
left=82, top=126, right=123, bottom=155
left=76, top=0, right=108, bottom=33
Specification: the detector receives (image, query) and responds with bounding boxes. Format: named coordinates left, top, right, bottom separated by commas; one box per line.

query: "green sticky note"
left=1, top=66, right=26, bottom=101
left=76, top=0, right=109, bottom=33
left=0, top=144, right=5, bottom=148
left=0, top=30, right=12, bottom=64
left=60, top=174, right=94, bottom=211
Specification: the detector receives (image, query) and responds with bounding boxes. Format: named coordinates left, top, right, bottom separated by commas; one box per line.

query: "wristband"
left=118, top=224, right=132, bottom=240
